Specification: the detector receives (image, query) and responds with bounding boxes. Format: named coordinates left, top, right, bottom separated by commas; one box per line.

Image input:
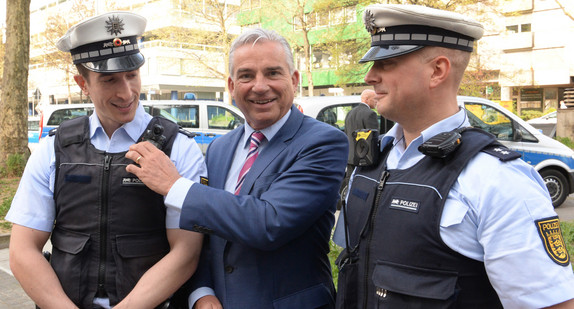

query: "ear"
left=74, top=75, right=89, bottom=95
left=227, top=76, right=235, bottom=98
left=291, top=70, right=300, bottom=92
left=429, top=56, right=450, bottom=89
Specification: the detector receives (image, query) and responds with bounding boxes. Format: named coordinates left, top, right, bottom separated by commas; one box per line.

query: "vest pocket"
left=372, top=260, right=458, bottom=308
left=113, top=231, right=170, bottom=298
left=50, top=227, right=91, bottom=304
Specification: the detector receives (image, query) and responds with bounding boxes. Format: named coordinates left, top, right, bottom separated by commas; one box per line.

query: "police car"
left=36, top=100, right=244, bottom=154
left=28, top=116, right=41, bottom=152
left=298, top=95, right=574, bottom=208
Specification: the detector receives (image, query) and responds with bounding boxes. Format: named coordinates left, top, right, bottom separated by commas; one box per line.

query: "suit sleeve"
left=180, top=124, right=348, bottom=251
left=365, top=110, right=378, bottom=131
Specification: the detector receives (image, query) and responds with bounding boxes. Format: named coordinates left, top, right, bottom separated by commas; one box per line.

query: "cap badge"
left=364, top=9, right=377, bottom=35
left=105, top=15, right=125, bottom=36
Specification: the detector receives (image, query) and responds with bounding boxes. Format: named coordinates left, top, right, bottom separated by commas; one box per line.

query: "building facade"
left=26, top=0, right=239, bottom=110
left=21, top=0, right=574, bottom=114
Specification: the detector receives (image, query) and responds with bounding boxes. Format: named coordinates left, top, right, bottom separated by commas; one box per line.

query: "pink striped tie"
left=235, top=131, right=265, bottom=195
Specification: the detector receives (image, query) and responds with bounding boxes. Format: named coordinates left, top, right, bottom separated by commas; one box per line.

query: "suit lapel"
left=210, top=128, right=244, bottom=189
left=238, top=106, right=304, bottom=195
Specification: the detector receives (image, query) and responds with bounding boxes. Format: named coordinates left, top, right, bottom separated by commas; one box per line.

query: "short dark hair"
left=75, top=64, right=90, bottom=81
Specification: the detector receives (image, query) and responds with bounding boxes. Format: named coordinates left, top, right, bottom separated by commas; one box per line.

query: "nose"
left=115, top=77, right=134, bottom=101
left=364, top=65, right=379, bottom=86
left=251, top=74, right=270, bottom=93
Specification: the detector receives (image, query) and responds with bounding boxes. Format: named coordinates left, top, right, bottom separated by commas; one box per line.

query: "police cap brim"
left=359, top=45, right=423, bottom=63
left=81, top=52, right=145, bottom=73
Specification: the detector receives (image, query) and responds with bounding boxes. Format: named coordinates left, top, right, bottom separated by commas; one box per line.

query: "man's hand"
left=126, top=141, right=182, bottom=196
left=194, top=295, right=223, bottom=309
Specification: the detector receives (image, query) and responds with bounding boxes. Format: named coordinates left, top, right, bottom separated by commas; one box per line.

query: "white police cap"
left=57, top=11, right=146, bottom=73
left=360, top=4, right=484, bottom=63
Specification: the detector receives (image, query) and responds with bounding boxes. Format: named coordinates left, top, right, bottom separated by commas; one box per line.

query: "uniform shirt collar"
left=89, top=103, right=151, bottom=151
left=89, top=103, right=149, bottom=141
left=381, top=108, right=469, bottom=169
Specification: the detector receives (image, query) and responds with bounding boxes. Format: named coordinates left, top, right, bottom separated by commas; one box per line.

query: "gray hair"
left=229, top=28, right=295, bottom=77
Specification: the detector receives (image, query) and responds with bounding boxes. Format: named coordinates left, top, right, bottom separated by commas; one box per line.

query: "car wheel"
left=539, top=169, right=568, bottom=208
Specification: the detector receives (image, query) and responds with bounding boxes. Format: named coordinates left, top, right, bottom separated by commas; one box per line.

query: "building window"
left=506, top=23, right=531, bottom=33
left=296, top=5, right=356, bottom=31
left=521, top=23, right=531, bottom=32
left=506, top=25, right=518, bottom=33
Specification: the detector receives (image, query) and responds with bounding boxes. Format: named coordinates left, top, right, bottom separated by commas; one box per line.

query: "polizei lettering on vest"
left=390, top=198, right=420, bottom=213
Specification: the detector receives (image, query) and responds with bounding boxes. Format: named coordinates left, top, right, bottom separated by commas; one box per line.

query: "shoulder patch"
left=482, top=144, right=521, bottom=162
left=200, top=176, right=208, bottom=186
left=535, top=216, right=570, bottom=266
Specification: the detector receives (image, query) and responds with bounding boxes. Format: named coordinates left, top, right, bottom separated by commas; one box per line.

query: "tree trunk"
left=0, top=0, right=32, bottom=166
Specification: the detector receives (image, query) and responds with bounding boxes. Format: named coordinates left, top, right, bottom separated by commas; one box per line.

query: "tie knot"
left=250, top=131, right=265, bottom=149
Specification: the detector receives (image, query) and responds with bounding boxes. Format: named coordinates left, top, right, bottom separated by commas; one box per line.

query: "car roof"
left=294, top=95, right=362, bottom=106
left=294, top=95, right=362, bottom=117
left=38, top=103, right=95, bottom=113
left=141, top=100, right=244, bottom=114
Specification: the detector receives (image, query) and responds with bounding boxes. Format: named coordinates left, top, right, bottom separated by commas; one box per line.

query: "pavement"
left=0, top=196, right=572, bottom=308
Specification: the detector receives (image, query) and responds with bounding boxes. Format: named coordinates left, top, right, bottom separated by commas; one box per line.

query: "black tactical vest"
left=51, top=116, right=179, bottom=308
left=339, top=128, right=520, bottom=309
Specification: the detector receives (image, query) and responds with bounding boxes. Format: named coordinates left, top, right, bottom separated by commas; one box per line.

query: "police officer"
left=334, top=4, right=574, bottom=309
left=7, top=12, right=206, bottom=309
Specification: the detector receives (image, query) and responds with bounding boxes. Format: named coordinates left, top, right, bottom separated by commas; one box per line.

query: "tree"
left=147, top=0, right=240, bottom=104
left=0, top=0, right=31, bottom=173
left=264, top=0, right=318, bottom=96
left=262, top=0, right=497, bottom=96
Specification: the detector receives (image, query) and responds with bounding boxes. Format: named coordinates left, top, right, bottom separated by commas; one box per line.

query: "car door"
left=315, top=103, right=359, bottom=131
left=200, top=104, right=244, bottom=153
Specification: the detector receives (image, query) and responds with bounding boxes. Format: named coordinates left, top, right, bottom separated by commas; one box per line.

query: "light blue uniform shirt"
left=8, top=103, right=207, bottom=231
left=166, top=109, right=291, bottom=307
left=334, top=108, right=574, bottom=308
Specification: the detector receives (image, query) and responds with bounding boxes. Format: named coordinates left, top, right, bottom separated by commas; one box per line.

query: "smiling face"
left=364, top=51, right=431, bottom=125
left=228, top=40, right=299, bottom=131
left=75, top=69, right=141, bottom=136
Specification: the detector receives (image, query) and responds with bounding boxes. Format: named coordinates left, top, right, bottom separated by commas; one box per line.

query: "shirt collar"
left=89, top=103, right=150, bottom=142
left=380, top=107, right=469, bottom=151
left=240, top=109, right=292, bottom=149
left=420, top=107, right=469, bottom=143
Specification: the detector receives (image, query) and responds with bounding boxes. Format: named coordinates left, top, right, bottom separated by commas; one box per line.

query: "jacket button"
left=225, top=266, right=234, bottom=273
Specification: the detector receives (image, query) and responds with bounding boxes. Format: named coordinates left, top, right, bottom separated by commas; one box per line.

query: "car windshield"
left=144, top=105, right=198, bottom=128
left=46, top=107, right=94, bottom=126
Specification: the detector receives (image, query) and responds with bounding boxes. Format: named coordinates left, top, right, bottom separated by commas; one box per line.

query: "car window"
left=47, top=107, right=94, bottom=126
left=28, top=119, right=40, bottom=131
left=208, top=106, right=244, bottom=130
left=145, top=105, right=199, bottom=128
left=316, top=104, right=356, bottom=130
left=464, top=103, right=536, bottom=142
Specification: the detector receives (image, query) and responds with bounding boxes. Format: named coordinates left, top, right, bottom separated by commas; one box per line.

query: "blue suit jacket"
left=180, top=106, right=348, bottom=308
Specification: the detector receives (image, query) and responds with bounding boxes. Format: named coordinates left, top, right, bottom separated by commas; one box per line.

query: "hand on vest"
left=126, top=141, right=181, bottom=196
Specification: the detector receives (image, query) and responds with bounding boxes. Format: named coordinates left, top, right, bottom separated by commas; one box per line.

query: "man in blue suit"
left=126, top=28, right=348, bottom=309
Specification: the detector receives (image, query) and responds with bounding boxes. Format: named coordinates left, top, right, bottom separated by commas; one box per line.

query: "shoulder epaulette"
left=178, top=127, right=197, bottom=138
left=482, top=144, right=521, bottom=162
